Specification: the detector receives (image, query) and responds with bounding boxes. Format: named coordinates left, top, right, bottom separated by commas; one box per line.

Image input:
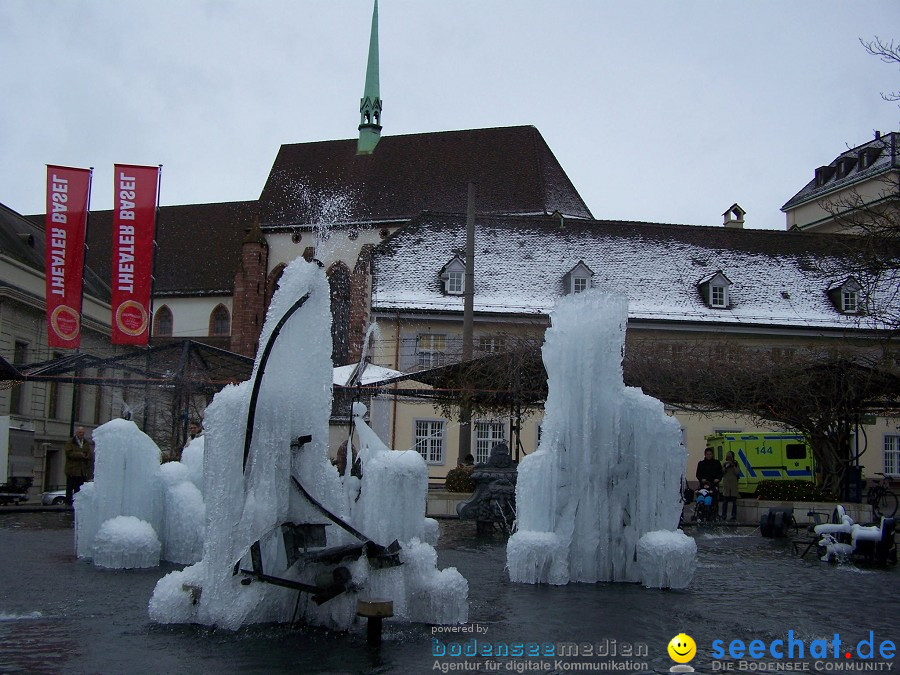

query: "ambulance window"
left=786, top=444, right=806, bottom=459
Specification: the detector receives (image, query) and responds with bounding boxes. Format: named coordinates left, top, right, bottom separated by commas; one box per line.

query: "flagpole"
left=79, top=167, right=94, bottom=340
left=148, top=164, right=162, bottom=340
left=68, top=166, right=93, bottom=439
left=142, top=165, right=162, bottom=432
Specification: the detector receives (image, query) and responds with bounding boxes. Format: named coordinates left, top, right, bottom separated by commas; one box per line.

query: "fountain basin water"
left=2, top=514, right=897, bottom=674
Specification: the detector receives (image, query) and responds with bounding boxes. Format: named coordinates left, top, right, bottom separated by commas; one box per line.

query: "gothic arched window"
left=154, top=305, right=173, bottom=337
left=328, top=262, right=351, bottom=365
left=209, top=304, right=230, bottom=336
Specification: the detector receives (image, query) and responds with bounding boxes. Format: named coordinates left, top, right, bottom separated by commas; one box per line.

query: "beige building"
left=782, top=131, right=899, bottom=233
left=365, top=212, right=899, bottom=486
left=0, top=202, right=126, bottom=496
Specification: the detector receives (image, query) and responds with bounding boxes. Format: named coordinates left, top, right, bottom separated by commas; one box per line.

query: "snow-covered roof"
left=333, top=363, right=404, bottom=386
left=781, top=132, right=899, bottom=211
left=371, top=213, right=892, bottom=331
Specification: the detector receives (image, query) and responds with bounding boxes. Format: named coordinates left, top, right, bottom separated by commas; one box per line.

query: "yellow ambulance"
left=704, top=433, right=815, bottom=495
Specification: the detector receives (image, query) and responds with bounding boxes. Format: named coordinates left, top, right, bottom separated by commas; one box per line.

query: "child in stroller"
left=692, top=481, right=719, bottom=522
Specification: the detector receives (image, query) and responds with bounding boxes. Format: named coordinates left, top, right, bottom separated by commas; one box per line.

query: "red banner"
left=45, top=166, right=92, bottom=349
left=111, top=164, right=159, bottom=345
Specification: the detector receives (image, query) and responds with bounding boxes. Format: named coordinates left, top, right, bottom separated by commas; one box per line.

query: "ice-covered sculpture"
left=636, top=530, right=697, bottom=589
left=91, top=515, right=161, bottom=569
left=149, top=259, right=467, bottom=630
left=507, top=290, right=695, bottom=588
left=346, top=402, right=431, bottom=545
left=74, top=419, right=207, bottom=568
left=75, top=419, right=164, bottom=563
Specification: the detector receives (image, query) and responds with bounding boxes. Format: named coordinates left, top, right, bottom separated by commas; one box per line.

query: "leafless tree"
left=798, top=39, right=900, bottom=334
left=860, top=36, right=900, bottom=105
left=624, top=338, right=900, bottom=496
left=813, top=180, right=900, bottom=336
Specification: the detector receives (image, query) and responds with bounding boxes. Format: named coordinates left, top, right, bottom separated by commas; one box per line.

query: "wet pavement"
left=1, top=512, right=896, bottom=674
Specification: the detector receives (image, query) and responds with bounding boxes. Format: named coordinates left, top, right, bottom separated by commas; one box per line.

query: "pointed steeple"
left=357, top=0, right=382, bottom=155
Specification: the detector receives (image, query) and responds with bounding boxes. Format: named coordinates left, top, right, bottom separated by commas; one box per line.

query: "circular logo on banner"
left=50, top=305, right=80, bottom=341
left=115, top=300, right=148, bottom=337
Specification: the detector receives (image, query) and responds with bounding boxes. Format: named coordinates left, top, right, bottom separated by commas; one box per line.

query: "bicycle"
left=866, top=473, right=898, bottom=519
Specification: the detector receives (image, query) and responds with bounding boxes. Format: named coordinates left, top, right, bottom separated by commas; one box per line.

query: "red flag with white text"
left=45, top=165, right=91, bottom=349
left=111, top=164, right=159, bottom=345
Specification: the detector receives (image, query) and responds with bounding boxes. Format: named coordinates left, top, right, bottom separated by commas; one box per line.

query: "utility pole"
left=457, top=182, right=476, bottom=466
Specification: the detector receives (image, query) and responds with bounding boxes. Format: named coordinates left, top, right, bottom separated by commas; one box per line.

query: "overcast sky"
left=2, top=1, right=898, bottom=229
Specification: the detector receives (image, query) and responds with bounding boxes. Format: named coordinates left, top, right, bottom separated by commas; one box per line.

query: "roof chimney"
left=875, top=130, right=881, bottom=139
left=723, top=203, right=745, bottom=229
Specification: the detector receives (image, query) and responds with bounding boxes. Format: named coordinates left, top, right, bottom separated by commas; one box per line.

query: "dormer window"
left=564, top=261, right=594, bottom=295
left=447, top=270, right=463, bottom=294
left=836, top=157, right=857, bottom=179
left=858, top=146, right=882, bottom=170
left=827, top=277, right=864, bottom=315
left=440, top=255, right=466, bottom=295
left=698, top=271, right=732, bottom=309
left=814, top=165, right=836, bottom=187
left=711, top=285, right=727, bottom=307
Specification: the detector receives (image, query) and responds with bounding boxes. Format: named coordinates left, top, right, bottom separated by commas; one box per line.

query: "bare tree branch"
left=860, top=36, right=900, bottom=103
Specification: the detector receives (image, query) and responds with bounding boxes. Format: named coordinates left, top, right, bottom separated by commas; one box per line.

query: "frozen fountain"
left=74, top=418, right=204, bottom=569
left=148, top=258, right=467, bottom=630
left=507, top=291, right=696, bottom=589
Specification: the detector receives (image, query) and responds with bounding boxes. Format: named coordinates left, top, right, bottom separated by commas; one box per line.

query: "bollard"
left=357, top=599, right=393, bottom=647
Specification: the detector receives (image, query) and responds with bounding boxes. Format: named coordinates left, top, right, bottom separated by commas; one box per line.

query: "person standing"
left=695, top=447, right=723, bottom=517
left=187, top=419, right=203, bottom=443
left=64, top=426, right=94, bottom=506
left=720, top=450, right=740, bottom=521
left=695, top=447, right=723, bottom=487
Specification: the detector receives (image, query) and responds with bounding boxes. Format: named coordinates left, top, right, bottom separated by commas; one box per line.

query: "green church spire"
left=357, top=0, right=382, bottom=155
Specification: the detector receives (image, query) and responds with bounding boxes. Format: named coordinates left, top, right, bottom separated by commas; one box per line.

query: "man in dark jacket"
left=696, top=447, right=723, bottom=488
left=64, top=426, right=94, bottom=506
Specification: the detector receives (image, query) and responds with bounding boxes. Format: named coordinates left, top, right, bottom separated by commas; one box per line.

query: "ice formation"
left=636, top=530, right=697, bottom=589
left=91, top=516, right=161, bottom=569
left=346, top=402, right=429, bottom=545
left=507, top=290, right=695, bottom=587
left=149, top=259, right=467, bottom=630
left=74, top=419, right=207, bottom=568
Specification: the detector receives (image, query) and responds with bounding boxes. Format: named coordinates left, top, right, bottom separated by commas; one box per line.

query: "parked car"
left=0, top=477, right=33, bottom=505
left=41, top=490, right=67, bottom=506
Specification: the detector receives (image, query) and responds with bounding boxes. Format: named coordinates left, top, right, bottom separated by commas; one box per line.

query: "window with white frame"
left=447, top=270, right=464, bottom=294
left=474, top=420, right=505, bottom=464
left=885, top=435, right=900, bottom=477
left=573, top=276, right=589, bottom=294
left=842, top=289, right=858, bottom=313
left=478, top=335, right=506, bottom=354
left=441, top=257, right=466, bottom=295
left=417, top=334, right=446, bottom=368
left=711, top=284, right=728, bottom=308
left=414, top=420, right=445, bottom=463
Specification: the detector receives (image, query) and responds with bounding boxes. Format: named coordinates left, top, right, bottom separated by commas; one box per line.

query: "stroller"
left=692, top=482, right=719, bottom=523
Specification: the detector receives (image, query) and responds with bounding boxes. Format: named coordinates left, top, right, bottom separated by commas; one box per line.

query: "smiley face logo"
left=668, top=633, right=697, bottom=664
